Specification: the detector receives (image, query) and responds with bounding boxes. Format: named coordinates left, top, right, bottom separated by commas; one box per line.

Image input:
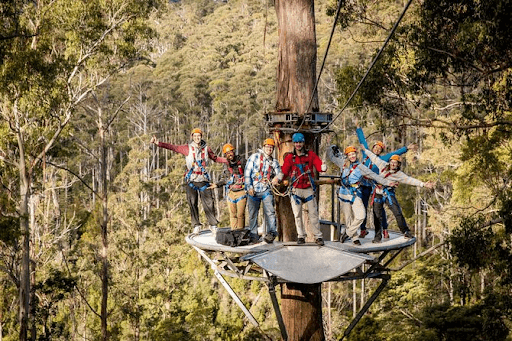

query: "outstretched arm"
left=358, top=165, right=395, bottom=186
left=327, top=145, right=346, bottom=169
left=362, top=146, right=388, bottom=170
left=150, top=136, right=188, bottom=155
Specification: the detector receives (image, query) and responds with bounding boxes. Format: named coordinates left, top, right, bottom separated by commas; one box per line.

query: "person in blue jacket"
left=356, top=122, right=417, bottom=239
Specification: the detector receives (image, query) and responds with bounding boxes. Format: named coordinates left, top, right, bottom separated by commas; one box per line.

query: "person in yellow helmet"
left=213, top=143, right=248, bottom=230
left=327, top=144, right=396, bottom=245
left=356, top=122, right=418, bottom=239
left=244, top=138, right=282, bottom=243
left=361, top=145, right=435, bottom=242
left=150, top=128, right=227, bottom=234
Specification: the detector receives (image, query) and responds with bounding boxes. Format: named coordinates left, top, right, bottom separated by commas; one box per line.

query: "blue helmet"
left=292, top=133, right=305, bottom=143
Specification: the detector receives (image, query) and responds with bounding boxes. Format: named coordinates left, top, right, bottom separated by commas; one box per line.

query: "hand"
left=321, top=163, right=327, bottom=172
left=354, top=118, right=359, bottom=127
left=331, top=145, right=340, bottom=156
left=271, top=177, right=280, bottom=186
left=150, top=136, right=158, bottom=145
left=389, top=182, right=399, bottom=187
left=407, top=143, right=418, bottom=152
left=208, top=183, right=218, bottom=189
left=360, top=143, right=366, bottom=151
left=248, top=188, right=255, bottom=197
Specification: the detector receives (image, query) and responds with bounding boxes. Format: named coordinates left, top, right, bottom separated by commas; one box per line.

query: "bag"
left=215, top=228, right=251, bottom=247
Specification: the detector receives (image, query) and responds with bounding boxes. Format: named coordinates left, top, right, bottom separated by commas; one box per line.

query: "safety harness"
left=371, top=170, right=395, bottom=206
left=225, top=158, right=247, bottom=203
left=248, top=153, right=273, bottom=202
left=185, top=146, right=211, bottom=192
left=338, top=163, right=361, bottom=204
left=290, top=152, right=317, bottom=205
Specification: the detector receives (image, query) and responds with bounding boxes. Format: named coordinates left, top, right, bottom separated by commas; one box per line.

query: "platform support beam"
left=193, top=246, right=260, bottom=328
left=339, top=275, right=390, bottom=340
left=267, top=275, right=288, bottom=341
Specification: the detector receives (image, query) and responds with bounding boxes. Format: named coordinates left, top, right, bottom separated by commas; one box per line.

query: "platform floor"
left=186, top=228, right=416, bottom=255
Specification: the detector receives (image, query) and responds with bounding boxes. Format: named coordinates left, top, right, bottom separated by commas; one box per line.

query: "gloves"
left=321, top=164, right=327, bottom=172
left=331, top=145, right=340, bottom=157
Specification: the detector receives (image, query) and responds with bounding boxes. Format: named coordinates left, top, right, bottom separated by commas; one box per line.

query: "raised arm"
left=356, top=127, right=370, bottom=150
left=327, top=145, right=347, bottom=169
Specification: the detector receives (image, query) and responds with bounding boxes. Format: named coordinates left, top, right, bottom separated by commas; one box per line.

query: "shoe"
left=210, top=225, right=217, bottom=232
left=340, top=233, right=349, bottom=243
left=264, top=232, right=276, bottom=244
left=297, top=237, right=306, bottom=244
left=383, top=230, right=389, bottom=239
left=404, top=231, right=413, bottom=239
left=193, top=225, right=201, bottom=234
left=359, top=230, right=369, bottom=238
left=315, top=238, right=324, bottom=246
left=353, top=240, right=361, bottom=245
left=249, top=233, right=261, bottom=244
left=372, top=238, right=382, bottom=244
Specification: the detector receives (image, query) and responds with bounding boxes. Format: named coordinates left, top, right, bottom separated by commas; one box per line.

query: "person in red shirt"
left=150, top=128, right=226, bottom=234
left=276, top=133, right=327, bottom=245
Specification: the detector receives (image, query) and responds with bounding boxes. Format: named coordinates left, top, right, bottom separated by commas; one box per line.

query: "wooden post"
left=274, top=0, right=325, bottom=340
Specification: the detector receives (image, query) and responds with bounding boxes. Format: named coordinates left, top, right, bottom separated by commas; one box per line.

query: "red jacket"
left=281, top=150, right=324, bottom=189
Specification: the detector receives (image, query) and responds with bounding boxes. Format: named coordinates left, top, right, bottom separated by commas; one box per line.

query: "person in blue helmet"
left=276, top=133, right=327, bottom=245
left=355, top=121, right=417, bottom=239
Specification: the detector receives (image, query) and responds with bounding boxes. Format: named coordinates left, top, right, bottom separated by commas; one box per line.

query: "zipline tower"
left=270, top=0, right=330, bottom=339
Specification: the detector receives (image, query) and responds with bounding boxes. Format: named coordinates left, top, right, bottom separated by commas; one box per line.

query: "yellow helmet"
left=344, top=146, right=357, bottom=154
left=373, top=141, right=385, bottom=150
left=191, top=128, right=203, bottom=136
left=390, top=155, right=401, bottom=162
left=263, top=138, right=275, bottom=146
left=222, top=143, right=235, bottom=154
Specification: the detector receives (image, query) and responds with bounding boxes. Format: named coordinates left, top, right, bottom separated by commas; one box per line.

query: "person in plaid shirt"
left=244, top=138, right=282, bottom=243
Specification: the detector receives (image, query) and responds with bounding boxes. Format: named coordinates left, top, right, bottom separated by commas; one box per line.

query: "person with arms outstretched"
left=327, top=144, right=396, bottom=245
left=362, top=146, right=435, bottom=242
left=150, top=128, right=226, bottom=234
left=356, top=122, right=417, bottom=239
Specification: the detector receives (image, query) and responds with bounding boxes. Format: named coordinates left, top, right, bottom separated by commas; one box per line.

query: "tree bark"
left=275, top=0, right=324, bottom=340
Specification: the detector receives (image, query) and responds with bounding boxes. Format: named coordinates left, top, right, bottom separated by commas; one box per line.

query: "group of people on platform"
left=150, top=125, right=434, bottom=246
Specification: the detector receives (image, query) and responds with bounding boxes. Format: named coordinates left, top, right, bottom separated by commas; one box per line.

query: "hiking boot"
left=353, top=240, right=361, bottom=246
left=264, top=232, right=276, bottom=244
left=315, top=238, right=324, bottom=246
left=193, top=225, right=201, bottom=234
left=372, top=238, right=382, bottom=244
left=383, top=230, right=390, bottom=239
left=249, top=233, right=261, bottom=244
left=404, top=231, right=413, bottom=239
left=359, top=229, right=369, bottom=238
left=340, top=232, right=349, bottom=243
left=297, top=237, right=306, bottom=244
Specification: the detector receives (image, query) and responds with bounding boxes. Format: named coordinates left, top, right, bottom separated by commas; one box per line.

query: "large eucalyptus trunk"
left=275, top=0, right=324, bottom=339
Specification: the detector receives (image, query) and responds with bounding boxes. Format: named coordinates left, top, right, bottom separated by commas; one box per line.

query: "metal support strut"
left=339, top=275, right=390, bottom=340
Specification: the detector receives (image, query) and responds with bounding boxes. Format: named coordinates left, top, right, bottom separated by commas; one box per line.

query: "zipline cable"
left=315, top=0, right=415, bottom=134
left=297, top=0, right=345, bottom=132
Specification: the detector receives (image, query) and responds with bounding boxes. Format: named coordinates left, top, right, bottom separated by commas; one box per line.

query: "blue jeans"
left=247, top=190, right=277, bottom=236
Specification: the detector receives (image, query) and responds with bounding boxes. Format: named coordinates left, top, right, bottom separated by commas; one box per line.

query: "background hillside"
left=1, top=0, right=511, bottom=340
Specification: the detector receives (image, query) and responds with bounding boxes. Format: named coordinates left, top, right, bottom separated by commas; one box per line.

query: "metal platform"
left=264, top=111, right=333, bottom=132
left=186, top=228, right=416, bottom=340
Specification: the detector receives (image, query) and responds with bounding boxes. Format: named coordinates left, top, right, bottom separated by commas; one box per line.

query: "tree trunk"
left=275, top=0, right=324, bottom=340
left=99, top=112, right=109, bottom=341
left=18, top=133, right=30, bottom=341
